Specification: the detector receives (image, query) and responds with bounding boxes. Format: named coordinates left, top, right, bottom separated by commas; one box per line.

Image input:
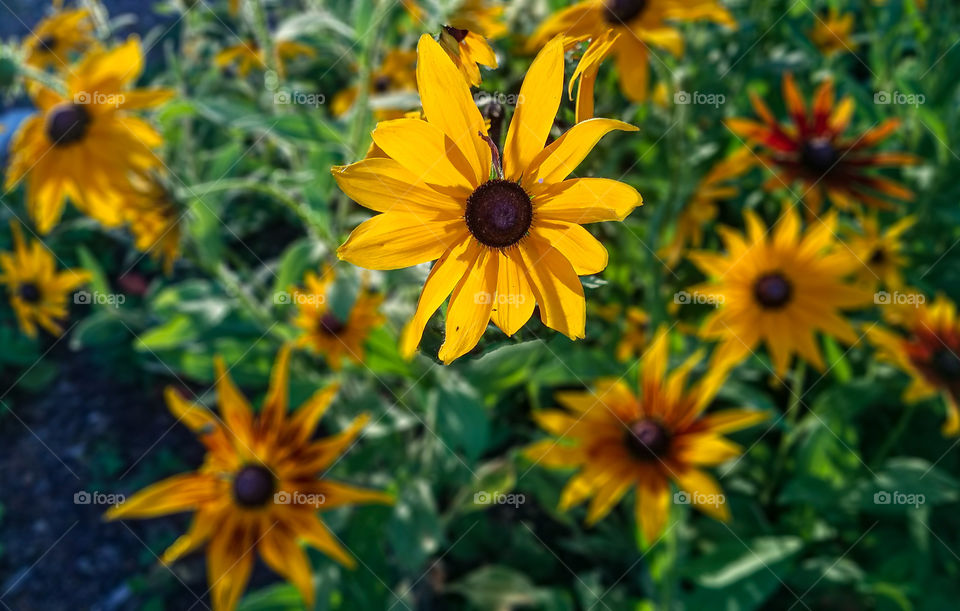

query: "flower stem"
left=764, top=362, right=807, bottom=504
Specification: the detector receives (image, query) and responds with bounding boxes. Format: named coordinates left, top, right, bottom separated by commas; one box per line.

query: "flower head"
left=107, top=347, right=392, bottom=611
left=529, top=0, right=735, bottom=102
left=810, top=9, right=856, bottom=56
left=727, top=75, right=917, bottom=214
left=688, top=205, right=873, bottom=375
left=214, top=39, right=315, bottom=78
left=868, top=295, right=960, bottom=435
left=525, top=328, right=767, bottom=542
left=331, top=48, right=418, bottom=119
left=438, top=0, right=506, bottom=86
left=0, top=222, right=89, bottom=337
left=292, top=267, right=384, bottom=371
left=844, top=214, right=915, bottom=290
left=333, top=35, right=642, bottom=364
left=5, top=38, right=173, bottom=234
left=23, top=5, right=96, bottom=70
left=116, top=174, right=183, bottom=274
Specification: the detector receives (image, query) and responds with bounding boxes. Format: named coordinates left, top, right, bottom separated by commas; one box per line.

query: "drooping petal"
left=491, top=248, right=537, bottom=336
left=438, top=245, right=499, bottom=363
left=258, top=527, right=316, bottom=608
left=517, top=234, right=585, bottom=340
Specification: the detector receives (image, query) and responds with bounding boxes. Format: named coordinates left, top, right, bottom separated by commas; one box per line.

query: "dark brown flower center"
left=800, top=137, right=840, bottom=174
left=232, top=465, right=276, bottom=508
left=17, top=282, right=42, bottom=304
left=868, top=248, right=886, bottom=265
left=318, top=311, right=346, bottom=336
left=465, top=179, right=533, bottom=248
left=753, top=272, right=793, bottom=309
left=373, top=75, right=391, bottom=93
left=603, top=0, right=648, bottom=24
left=625, top=419, right=671, bottom=461
left=444, top=25, right=469, bottom=43
left=932, top=348, right=960, bottom=380
left=37, top=35, right=57, bottom=52
left=45, top=103, right=91, bottom=147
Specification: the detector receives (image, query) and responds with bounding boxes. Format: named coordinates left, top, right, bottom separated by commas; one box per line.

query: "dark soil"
left=0, top=344, right=209, bottom=611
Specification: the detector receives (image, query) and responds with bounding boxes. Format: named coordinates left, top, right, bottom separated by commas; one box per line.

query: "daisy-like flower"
left=215, top=39, right=315, bottom=78
left=868, top=296, right=960, bottom=435
left=23, top=4, right=95, bottom=71
left=0, top=222, right=89, bottom=337
left=726, top=75, right=917, bottom=214
left=115, top=175, right=183, bottom=274
left=810, top=9, right=856, bottom=56
left=528, top=0, right=735, bottom=103
left=688, top=205, right=873, bottom=376
left=333, top=35, right=642, bottom=364
left=525, top=327, right=767, bottom=542
left=331, top=48, right=418, bottom=119
left=5, top=38, right=173, bottom=234
left=844, top=214, right=915, bottom=290
left=660, top=149, right=755, bottom=268
left=438, top=0, right=507, bottom=86
left=291, top=267, right=384, bottom=371
left=107, top=347, right=393, bottom=611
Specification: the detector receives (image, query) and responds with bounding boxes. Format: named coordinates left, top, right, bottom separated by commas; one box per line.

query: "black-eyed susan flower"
left=107, top=347, right=392, bottom=611
left=0, top=222, right=89, bottom=337
left=291, top=267, right=384, bottom=371
left=331, top=48, right=418, bottom=119
left=528, top=0, right=734, bottom=103
left=660, top=149, right=755, bottom=268
left=5, top=38, right=173, bottom=234
left=23, top=4, right=96, bottom=71
left=726, top=75, right=917, bottom=214
left=438, top=0, right=507, bottom=86
left=525, top=327, right=767, bottom=542
left=116, top=175, right=182, bottom=274
left=688, top=205, right=873, bottom=376
left=868, top=295, right=960, bottom=435
left=214, top=39, right=315, bottom=78
left=810, top=9, right=856, bottom=56
left=333, top=35, right=642, bottom=364
left=844, top=214, right=914, bottom=290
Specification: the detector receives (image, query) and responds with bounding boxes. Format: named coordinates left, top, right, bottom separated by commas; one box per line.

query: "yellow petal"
left=258, top=528, right=315, bottom=608
left=491, top=248, right=537, bottom=336
left=503, top=36, right=565, bottom=180
left=337, top=213, right=464, bottom=270
left=517, top=235, right=585, bottom=340
left=371, top=118, right=477, bottom=191
left=438, top=244, right=499, bottom=363
left=525, top=118, right=637, bottom=187
left=208, top=521, right=255, bottom=611
left=533, top=221, right=608, bottom=275
left=105, top=473, right=219, bottom=520
left=331, top=158, right=464, bottom=215
left=535, top=178, right=641, bottom=224
left=416, top=34, right=490, bottom=185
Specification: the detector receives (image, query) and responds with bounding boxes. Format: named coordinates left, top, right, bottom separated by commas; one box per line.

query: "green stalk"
left=764, top=362, right=807, bottom=503
left=873, top=399, right=919, bottom=465
left=248, top=0, right=278, bottom=77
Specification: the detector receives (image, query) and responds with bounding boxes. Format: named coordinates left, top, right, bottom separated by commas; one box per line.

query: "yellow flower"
left=292, top=267, right=385, bottom=371
left=333, top=35, right=642, bottom=364
left=23, top=5, right=96, bottom=70
left=810, top=9, right=856, bottom=56
left=107, top=347, right=393, bottom=611
left=844, top=214, right=915, bottom=290
left=688, top=205, right=873, bottom=376
left=0, top=222, right=89, bottom=337
left=5, top=38, right=173, bottom=234
left=528, top=0, right=735, bottom=103
left=331, top=49, right=418, bottom=119
left=616, top=306, right=650, bottom=361
left=525, top=327, right=767, bottom=542
left=438, top=0, right=507, bottom=86
left=115, top=175, right=183, bottom=274
left=867, top=295, right=960, bottom=435
left=660, top=148, right=755, bottom=268
left=214, top=39, right=315, bottom=78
